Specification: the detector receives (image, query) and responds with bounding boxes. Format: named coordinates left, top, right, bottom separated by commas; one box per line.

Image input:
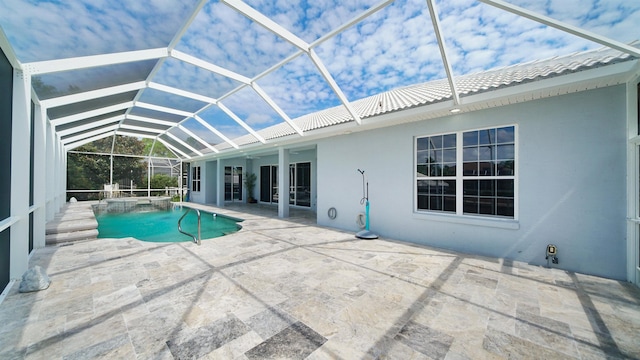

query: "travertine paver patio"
left=0, top=203, right=639, bottom=359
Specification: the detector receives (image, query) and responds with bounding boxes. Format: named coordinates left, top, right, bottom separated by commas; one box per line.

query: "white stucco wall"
left=317, top=86, right=627, bottom=280
left=205, top=160, right=217, bottom=204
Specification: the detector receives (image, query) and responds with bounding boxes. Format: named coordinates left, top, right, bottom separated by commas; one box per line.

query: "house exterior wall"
left=192, top=149, right=318, bottom=209
left=205, top=160, right=217, bottom=204
left=317, top=85, right=627, bottom=280
left=189, top=160, right=206, bottom=204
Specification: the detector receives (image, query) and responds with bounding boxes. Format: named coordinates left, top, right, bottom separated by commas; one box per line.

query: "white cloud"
left=0, top=0, right=196, bottom=62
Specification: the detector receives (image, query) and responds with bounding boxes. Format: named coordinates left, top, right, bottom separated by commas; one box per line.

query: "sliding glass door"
left=260, top=165, right=278, bottom=203
left=224, top=166, right=242, bottom=202
left=290, top=162, right=311, bottom=207
left=260, top=162, right=311, bottom=207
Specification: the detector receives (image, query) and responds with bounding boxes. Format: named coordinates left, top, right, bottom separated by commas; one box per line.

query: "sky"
left=1, top=0, right=639, bottom=149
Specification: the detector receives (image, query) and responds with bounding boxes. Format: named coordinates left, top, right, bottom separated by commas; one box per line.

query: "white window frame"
left=191, top=166, right=201, bottom=192
left=414, top=125, right=519, bottom=228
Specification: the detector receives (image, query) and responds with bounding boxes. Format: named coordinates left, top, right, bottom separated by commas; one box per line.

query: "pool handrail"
left=177, top=208, right=201, bottom=245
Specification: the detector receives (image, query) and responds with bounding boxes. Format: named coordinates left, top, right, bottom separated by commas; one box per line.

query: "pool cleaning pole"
left=356, top=169, right=378, bottom=240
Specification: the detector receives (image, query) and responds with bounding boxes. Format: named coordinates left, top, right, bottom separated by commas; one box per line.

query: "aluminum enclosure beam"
left=426, top=0, right=460, bottom=106
left=177, top=124, right=219, bottom=153
left=194, top=115, right=239, bottom=149
left=479, top=0, right=640, bottom=58
left=23, top=48, right=169, bottom=75
left=51, top=102, right=134, bottom=126
left=41, top=81, right=146, bottom=108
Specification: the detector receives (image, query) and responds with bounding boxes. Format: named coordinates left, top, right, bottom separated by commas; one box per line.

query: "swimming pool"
left=95, top=207, right=243, bottom=242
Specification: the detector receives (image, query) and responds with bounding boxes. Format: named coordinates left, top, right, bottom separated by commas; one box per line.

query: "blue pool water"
left=96, top=208, right=243, bottom=242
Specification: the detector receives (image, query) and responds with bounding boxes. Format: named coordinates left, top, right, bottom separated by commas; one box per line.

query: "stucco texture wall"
left=317, top=85, right=627, bottom=280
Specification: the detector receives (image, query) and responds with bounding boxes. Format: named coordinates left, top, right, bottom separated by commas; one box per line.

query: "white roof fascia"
left=222, top=0, right=309, bottom=52
left=251, top=83, right=303, bottom=136
left=65, top=131, right=116, bottom=150
left=156, top=137, right=191, bottom=159
left=165, top=132, right=204, bottom=156
left=41, top=81, right=147, bottom=108
left=177, top=124, right=219, bottom=153
left=479, top=0, right=640, bottom=58
left=308, top=49, right=362, bottom=124
left=51, top=101, right=134, bottom=126
left=626, top=61, right=640, bottom=83
left=119, top=124, right=165, bottom=134
left=194, top=115, right=239, bottom=149
left=217, top=102, right=266, bottom=143
left=125, top=115, right=179, bottom=127
left=62, top=125, right=119, bottom=145
left=57, top=115, right=125, bottom=137
left=135, top=101, right=193, bottom=117
left=426, top=0, right=460, bottom=106
left=148, top=82, right=218, bottom=104
left=23, top=48, right=169, bottom=75
left=171, top=50, right=251, bottom=84
left=459, top=60, right=637, bottom=107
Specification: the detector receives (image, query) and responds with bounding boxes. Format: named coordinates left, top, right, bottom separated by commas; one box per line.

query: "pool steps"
left=46, top=202, right=99, bottom=244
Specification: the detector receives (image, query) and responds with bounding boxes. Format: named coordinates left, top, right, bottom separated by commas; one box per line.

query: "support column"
left=216, top=160, right=224, bottom=207
left=626, top=77, right=640, bottom=286
left=278, top=147, right=289, bottom=218
left=32, top=104, right=46, bottom=249
left=147, top=157, right=151, bottom=197
left=55, top=137, right=64, bottom=211
left=10, top=69, right=30, bottom=279
left=61, top=147, right=67, bottom=207
left=45, top=121, right=55, bottom=220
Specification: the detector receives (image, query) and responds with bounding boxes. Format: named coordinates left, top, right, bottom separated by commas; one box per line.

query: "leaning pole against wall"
left=356, top=169, right=378, bottom=240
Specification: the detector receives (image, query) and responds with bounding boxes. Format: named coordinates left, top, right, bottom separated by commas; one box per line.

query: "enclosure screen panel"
left=0, top=49, right=12, bottom=219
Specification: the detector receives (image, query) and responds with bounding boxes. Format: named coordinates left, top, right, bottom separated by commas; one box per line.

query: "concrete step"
left=46, top=218, right=99, bottom=235
left=46, top=229, right=99, bottom=245
left=46, top=202, right=99, bottom=245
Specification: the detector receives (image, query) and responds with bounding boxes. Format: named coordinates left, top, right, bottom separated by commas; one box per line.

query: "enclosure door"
left=289, top=162, right=311, bottom=207
left=260, top=165, right=278, bottom=203
left=224, top=166, right=243, bottom=202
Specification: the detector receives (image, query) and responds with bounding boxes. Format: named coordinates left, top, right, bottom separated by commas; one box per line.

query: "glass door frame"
left=259, top=165, right=278, bottom=204
left=289, top=162, right=311, bottom=208
left=224, top=166, right=243, bottom=202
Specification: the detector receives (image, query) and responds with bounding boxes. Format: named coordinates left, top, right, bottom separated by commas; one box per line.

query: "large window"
left=416, top=134, right=457, bottom=212
left=416, top=126, right=516, bottom=218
